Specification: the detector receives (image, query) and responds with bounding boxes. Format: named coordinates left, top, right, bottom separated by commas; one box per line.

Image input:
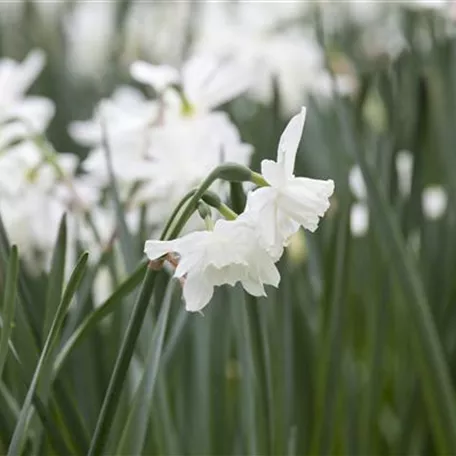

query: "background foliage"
left=1, top=2, right=456, bottom=455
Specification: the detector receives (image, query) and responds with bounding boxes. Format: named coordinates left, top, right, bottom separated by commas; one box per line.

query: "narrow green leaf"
left=53, top=260, right=147, bottom=378
left=352, top=114, right=456, bottom=453
left=310, top=206, right=349, bottom=455
left=0, top=213, right=41, bottom=347
left=232, top=288, right=260, bottom=455
left=7, top=252, right=89, bottom=456
left=43, top=215, right=67, bottom=339
left=116, top=280, right=174, bottom=454
left=0, top=245, right=19, bottom=378
left=88, top=267, right=158, bottom=456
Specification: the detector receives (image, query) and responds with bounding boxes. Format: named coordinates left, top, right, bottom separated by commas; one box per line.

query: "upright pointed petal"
left=277, top=107, right=306, bottom=177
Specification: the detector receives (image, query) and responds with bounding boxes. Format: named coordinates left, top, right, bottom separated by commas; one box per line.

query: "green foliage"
left=1, top=6, right=456, bottom=456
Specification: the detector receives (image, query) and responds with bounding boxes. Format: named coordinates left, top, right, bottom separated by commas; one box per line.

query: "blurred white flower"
left=395, top=150, right=414, bottom=197
left=192, top=3, right=356, bottom=113
left=348, top=165, right=369, bottom=237
left=349, top=165, right=367, bottom=200
left=247, top=107, right=334, bottom=257
left=131, top=54, right=253, bottom=114
left=123, top=1, right=194, bottom=65
left=71, top=76, right=253, bottom=234
left=132, top=112, right=252, bottom=211
left=145, top=216, right=280, bottom=312
left=0, top=50, right=54, bottom=133
left=350, top=202, right=370, bottom=238
left=422, top=186, right=448, bottom=220
left=64, top=0, right=117, bottom=79
left=69, top=86, right=159, bottom=148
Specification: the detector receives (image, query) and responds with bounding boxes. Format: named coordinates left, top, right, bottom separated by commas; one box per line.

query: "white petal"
left=279, top=178, right=334, bottom=232
left=183, top=55, right=252, bottom=110
left=130, top=61, right=179, bottom=91
left=7, top=97, right=55, bottom=132
left=182, top=273, right=214, bottom=312
left=144, top=239, right=178, bottom=260
left=247, top=187, right=279, bottom=248
left=261, top=159, right=286, bottom=187
left=254, top=248, right=281, bottom=287
left=241, top=277, right=266, bottom=297
left=14, top=49, right=46, bottom=96
left=277, top=107, right=306, bottom=177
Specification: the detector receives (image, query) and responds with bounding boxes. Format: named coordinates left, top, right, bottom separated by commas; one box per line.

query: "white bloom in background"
left=70, top=66, right=253, bottom=233
left=0, top=50, right=54, bottom=134
left=422, top=186, right=448, bottom=220
left=348, top=165, right=367, bottom=201
left=123, top=1, right=194, bottom=66
left=348, top=165, right=369, bottom=237
left=131, top=54, right=253, bottom=115
left=395, top=150, right=414, bottom=197
left=132, top=112, right=252, bottom=208
left=64, top=0, right=116, bottom=80
left=69, top=86, right=159, bottom=148
left=247, top=107, right=334, bottom=257
left=145, top=216, right=280, bottom=312
left=192, top=2, right=356, bottom=113
left=350, top=202, right=369, bottom=238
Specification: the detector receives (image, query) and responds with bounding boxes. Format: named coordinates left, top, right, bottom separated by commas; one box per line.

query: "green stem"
left=218, top=204, right=238, bottom=221
left=167, top=163, right=250, bottom=240
left=251, top=172, right=269, bottom=187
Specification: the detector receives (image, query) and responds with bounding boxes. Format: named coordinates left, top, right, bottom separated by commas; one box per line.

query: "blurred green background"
left=1, top=1, right=456, bottom=455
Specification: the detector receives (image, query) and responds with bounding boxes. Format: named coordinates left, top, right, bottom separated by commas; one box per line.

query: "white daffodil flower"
left=0, top=50, right=54, bottom=133
left=145, top=216, right=280, bottom=312
left=130, top=54, right=253, bottom=114
left=247, top=107, right=334, bottom=257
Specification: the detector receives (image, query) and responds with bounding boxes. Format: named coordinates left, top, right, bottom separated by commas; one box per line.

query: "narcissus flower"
left=130, top=54, right=253, bottom=114
left=145, top=216, right=280, bottom=312
left=247, top=107, right=334, bottom=257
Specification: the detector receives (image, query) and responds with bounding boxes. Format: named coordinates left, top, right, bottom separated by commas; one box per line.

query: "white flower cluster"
left=145, top=108, right=334, bottom=312
left=0, top=50, right=78, bottom=269
left=0, top=50, right=255, bottom=274
left=70, top=53, right=254, bottom=238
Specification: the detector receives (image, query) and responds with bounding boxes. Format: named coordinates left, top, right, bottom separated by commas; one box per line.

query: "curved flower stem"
left=160, top=190, right=197, bottom=240
left=218, top=203, right=238, bottom=221
left=167, top=163, right=251, bottom=240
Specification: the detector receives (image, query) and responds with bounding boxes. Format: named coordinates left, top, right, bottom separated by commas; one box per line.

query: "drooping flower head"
left=145, top=215, right=280, bottom=312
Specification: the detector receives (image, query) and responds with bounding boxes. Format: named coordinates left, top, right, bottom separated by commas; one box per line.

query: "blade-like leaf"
left=53, top=260, right=147, bottom=378
left=7, top=252, right=89, bottom=456
left=116, top=280, right=174, bottom=454
left=88, top=267, right=158, bottom=456
left=0, top=245, right=19, bottom=378
left=43, top=214, right=67, bottom=339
